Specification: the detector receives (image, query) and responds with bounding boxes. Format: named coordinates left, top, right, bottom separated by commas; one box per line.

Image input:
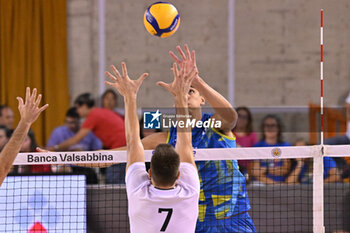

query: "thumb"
left=138, top=73, right=149, bottom=84
left=17, top=97, right=24, bottom=107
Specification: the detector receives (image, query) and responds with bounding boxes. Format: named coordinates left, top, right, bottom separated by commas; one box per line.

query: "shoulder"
left=253, top=141, right=265, bottom=147
left=280, top=142, right=291, bottom=146
left=126, top=163, right=149, bottom=192
left=51, top=125, right=68, bottom=134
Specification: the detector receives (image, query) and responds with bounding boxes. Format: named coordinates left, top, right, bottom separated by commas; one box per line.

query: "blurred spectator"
left=232, top=106, right=258, bottom=175
left=49, top=93, right=126, bottom=150
left=47, top=107, right=102, bottom=151
left=47, top=107, right=102, bottom=184
left=0, top=125, right=10, bottom=151
left=101, top=89, right=118, bottom=111
left=0, top=105, right=14, bottom=129
left=286, top=139, right=341, bottom=184
left=18, top=129, right=51, bottom=174
left=324, top=93, right=350, bottom=179
left=0, top=125, right=14, bottom=174
left=250, top=114, right=292, bottom=184
left=52, top=93, right=125, bottom=184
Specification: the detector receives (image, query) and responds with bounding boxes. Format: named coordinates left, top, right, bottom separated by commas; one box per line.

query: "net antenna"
left=313, top=9, right=325, bottom=233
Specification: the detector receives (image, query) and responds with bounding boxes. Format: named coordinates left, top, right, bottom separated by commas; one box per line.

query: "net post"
left=313, top=144, right=325, bottom=233
left=313, top=9, right=325, bottom=233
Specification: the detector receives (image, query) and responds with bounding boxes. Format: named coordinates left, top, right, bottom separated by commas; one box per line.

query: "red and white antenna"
left=320, top=9, right=324, bottom=146
left=313, top=9, right=325, bottom=233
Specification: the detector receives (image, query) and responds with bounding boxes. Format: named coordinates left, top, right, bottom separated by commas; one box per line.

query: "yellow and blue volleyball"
left=143, top=2, right=180, bottom=38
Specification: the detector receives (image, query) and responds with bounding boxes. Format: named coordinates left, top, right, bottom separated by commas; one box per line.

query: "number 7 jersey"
left=126, top=162, right=200, bottom=233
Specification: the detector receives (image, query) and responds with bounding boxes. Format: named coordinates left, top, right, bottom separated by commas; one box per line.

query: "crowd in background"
left=1, top=90, right=350, bottom=185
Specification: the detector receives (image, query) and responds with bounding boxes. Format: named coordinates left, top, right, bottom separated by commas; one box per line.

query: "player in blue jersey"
left=136, top=44, right=256, bottom=232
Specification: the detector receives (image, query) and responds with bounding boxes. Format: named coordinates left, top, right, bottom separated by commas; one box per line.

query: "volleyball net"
left=0, top=145, right=349, bottom=233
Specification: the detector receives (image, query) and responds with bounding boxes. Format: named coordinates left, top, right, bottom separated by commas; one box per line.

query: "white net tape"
left=12, top=145, right=324, bottom=165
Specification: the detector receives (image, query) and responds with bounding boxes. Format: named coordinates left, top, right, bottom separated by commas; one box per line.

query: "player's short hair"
left=66, top=107, right=79, bottom=119
left=74, top=93, right=95, bottom=108
left=151, top=144, right=180, bottom=187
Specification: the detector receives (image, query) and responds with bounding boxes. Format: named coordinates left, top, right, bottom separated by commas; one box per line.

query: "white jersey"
left=126, top=162, right=200, bottom=233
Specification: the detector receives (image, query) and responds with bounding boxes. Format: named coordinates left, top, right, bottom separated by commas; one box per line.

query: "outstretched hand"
left=105, top=62, right=148, bottom=98
left=157, top=63, right=197, bottom=98
left=17, top=87, right=49, bottom=125
left=169, top=44, right=199, bottom=82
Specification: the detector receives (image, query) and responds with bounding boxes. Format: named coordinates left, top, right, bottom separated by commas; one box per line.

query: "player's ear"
left=200, top=96, right=205, bottom=106
left=148, top=169, right=152, bottom=178
left=176, top=171, right=180, bottom=180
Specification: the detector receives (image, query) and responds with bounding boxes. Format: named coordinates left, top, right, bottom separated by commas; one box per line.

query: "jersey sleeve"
left=82, top=110, right=98, bottom=130
left=125, top=162, right=149, bottom=193
left=178, top=163, right=200, bottom=192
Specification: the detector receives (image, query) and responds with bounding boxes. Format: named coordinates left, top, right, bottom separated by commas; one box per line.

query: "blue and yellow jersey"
left=166, top=113, right=250, bottom=222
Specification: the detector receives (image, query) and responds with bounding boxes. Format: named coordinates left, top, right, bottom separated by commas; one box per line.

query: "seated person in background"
left=324, top=93, right=350, bottom=178
left=47, top=107, right=102, bottom=184
left=0, top=125, right=14, bottom=174
left=0, top=105, right=14, bottom=130
left=0, top=125, right=10, bottom=151
left=101, top=89, right=118, bottom=112
left=101, top=88, right=125, bottom=118
left=250, top=114, right=292, bottom=184
left=18, top=129, right=52, bottom=174
left=48, top=93, right=126, bottom=184
left=286, top=139, right=341, bottom=184
left=232, top=106, right=258, bottom=176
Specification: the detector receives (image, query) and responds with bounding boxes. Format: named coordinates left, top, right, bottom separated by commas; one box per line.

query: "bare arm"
left=192, top=77, right=238, bottom=132
left=158, top=63, right=197, bottom=166
left=105, top=62, right=148, bottom=172
left=169, top=44, right=237, bottom=133
left=324, top=168, right=342, bottom=183
left=250, top=161, right=277, bottom=185
left=0, top=88, right=48, bottom=185
left=286, top=159, right=304, bottom=184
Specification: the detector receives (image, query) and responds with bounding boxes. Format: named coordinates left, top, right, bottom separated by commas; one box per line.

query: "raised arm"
left=157, top=63, right=198, bottom=166
left=170, top=44, right=238, bottom=133
left=0, top=87, right=48, bottom=185
left=105, top=62, right=148, bottom=172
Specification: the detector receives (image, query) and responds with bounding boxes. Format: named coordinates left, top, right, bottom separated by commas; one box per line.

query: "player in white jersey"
left=105, top=61, right=200, bottom=233
left=0, top=87, right=48, bottom=186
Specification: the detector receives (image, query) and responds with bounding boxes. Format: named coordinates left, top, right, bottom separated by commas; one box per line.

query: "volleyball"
left=143, top=2, right=180, bottom=38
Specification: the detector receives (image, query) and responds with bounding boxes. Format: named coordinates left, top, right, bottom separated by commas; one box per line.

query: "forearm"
left=324, top=169, right=341, bottom=183
left=0, top=120, right=31, bottom=184
left=175, top=96, right=191, bottom=147
left=124, top=96, right=141, bottom=146
left=193, top=77, right=237, bottom=126
left=286, top=165, right=302, bottom=184
left=124, top=95, right=144, bottom=167
left=175, top=95, right=194, bottom=165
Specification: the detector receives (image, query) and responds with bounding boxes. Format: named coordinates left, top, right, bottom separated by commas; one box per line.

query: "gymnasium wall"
left=66, top=0, right=350, bottom=109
